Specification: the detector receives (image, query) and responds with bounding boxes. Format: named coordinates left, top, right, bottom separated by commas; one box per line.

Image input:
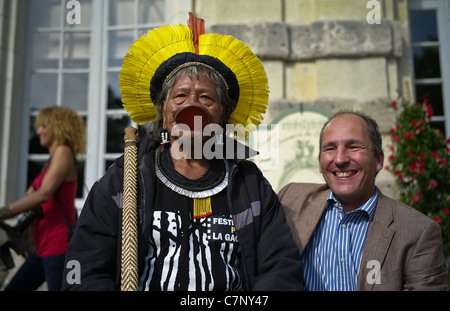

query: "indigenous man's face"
left=162, top=71, right=222, bottom=142
left=319, top=114, right=384, bottom=211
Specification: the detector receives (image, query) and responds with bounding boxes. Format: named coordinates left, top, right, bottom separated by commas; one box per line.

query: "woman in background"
left=0, top=106, right=85, bottom=291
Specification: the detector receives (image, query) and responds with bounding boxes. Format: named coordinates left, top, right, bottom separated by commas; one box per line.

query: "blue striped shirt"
left=302, top=189, right=378, bottom=291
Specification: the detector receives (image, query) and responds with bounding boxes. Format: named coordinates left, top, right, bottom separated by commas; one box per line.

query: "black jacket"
left=62, top=137, right=304, bottom=290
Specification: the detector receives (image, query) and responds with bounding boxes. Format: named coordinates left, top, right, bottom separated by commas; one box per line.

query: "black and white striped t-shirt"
left=139, top=178, right=242, bottom=291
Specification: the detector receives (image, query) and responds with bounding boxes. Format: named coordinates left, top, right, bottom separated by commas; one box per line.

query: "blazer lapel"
left=358, top=193, right=395, bottom=290
left=297, top=189, right=329, bottom=254
left=280, top=183, right=329, bottom=255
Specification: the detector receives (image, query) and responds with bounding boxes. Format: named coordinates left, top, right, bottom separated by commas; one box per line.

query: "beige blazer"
left=278, top=182, right=448, bottom=291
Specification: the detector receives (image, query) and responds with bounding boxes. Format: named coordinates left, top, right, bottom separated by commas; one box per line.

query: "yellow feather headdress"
left=119, top=14, right=269, bottom=129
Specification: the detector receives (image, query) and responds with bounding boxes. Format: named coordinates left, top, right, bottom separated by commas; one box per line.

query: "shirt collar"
left=327, top=188, right=378, bottom=220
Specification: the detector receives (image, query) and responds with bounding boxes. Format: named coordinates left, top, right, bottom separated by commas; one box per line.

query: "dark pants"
left=3, top=251, right=65, bottom=291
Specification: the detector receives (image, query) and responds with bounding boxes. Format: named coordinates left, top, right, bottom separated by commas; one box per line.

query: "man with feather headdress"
left=62, top=13, right=303, bottom=291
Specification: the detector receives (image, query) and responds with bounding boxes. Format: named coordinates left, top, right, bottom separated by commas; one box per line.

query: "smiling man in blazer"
left=278, top=111, right=447, bottom=291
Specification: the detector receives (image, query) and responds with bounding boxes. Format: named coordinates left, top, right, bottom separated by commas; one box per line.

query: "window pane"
left=415, top=84, right=444, bottom=116
left=30, top=73, right=58, bottom=110
left=33, top=32, right=60, bottom=69
left=413, top=46, right=441, bottom=79
left=63, top=32, right=91, bottom=68
left=28, top=116, right=48, bottom=154
left=76, top=160, right=85, bottom=198
left=410, top=10, right=438, bottom=42
left=138, top=0, right=165, bottom=24
left=30, top=0, right=62, bottom=28
left=109, top=0, right=135, bottom=26
left=63, top=73, right=89, bottom=110
left=27, top=160, right=46, bottom=188
left=430, top=121, right=446, bottom=138
left=77, top=116, right=87, bottom=198
left=106, top=115, right=131, bottom=153
left=138, top=27, right=152, bottom=37
left=108, top=30, right=135, bottom=67
left=107, top=72, right=123, bottom=109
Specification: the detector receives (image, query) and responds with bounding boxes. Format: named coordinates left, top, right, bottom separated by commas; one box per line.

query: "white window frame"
left=409, top=0, right=450, bottom=136
left=18, top=0, right=180, bottom=212
left=18, top=0, right=94, bottom=210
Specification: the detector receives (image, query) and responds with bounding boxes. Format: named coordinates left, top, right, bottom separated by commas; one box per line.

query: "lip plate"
left=174, top=104, right=211, bottom=130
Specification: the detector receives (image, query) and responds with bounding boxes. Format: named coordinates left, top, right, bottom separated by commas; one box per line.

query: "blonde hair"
left=34, top=106, right=86, bottom=155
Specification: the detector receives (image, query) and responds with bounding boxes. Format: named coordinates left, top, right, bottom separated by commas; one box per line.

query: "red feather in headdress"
left=188, top=12, right=205, bottom=55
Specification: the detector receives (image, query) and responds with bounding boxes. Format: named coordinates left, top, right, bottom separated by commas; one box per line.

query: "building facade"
left=1, top=0, right=449, bottom=211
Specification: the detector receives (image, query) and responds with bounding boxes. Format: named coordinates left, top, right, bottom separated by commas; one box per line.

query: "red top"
left=31, top=164, right=77, bottom=257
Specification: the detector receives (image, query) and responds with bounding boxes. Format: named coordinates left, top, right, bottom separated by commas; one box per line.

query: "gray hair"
left=318, top=110, right=383, bottom=159
left=144, top=64, right=236, bottom=141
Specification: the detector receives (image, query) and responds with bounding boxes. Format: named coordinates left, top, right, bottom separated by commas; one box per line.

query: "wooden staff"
left=121, top=126, right=138, bottom=291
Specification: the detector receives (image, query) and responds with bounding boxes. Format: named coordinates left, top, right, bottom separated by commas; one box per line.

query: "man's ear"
left=376, top=150, right=385, bottom=173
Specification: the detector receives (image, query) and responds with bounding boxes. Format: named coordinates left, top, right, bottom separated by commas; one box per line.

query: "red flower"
left=422, top=100, right=434, bottom=117
left=444, top=207, right=450, bottom=215
left=408, top=151, right=414, bottom=157
left=394, top=170, right=404, bottom=181
left=392, top=135, right=399, bottom=143
left=411, top=194, right=421, bottom=203
left=409, top=161, right=424, bottom=173
left=419, top=153, right=427, bottom=160
left=428, top=180, right=438, bottom=188
left=389, top=155, right=395, bottom=162
left=402, top=132, right=415, bottom=139
left=434, top=216, right=441, bottom=223
left=426, top=105, right=434, bottom=117
left=418, top=161, right=425, bottom=174
left=391, top=100, right=397, bottom=109
left=432, top=152, right=440, bottom=158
